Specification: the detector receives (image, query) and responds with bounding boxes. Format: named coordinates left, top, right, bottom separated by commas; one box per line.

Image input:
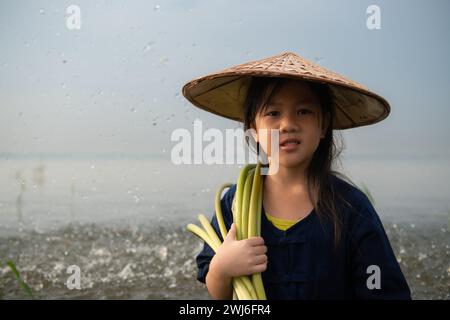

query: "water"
left=0, top=156, right=449, bottom=299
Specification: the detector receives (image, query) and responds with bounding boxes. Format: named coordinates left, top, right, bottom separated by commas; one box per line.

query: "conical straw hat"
left=182, top=51, right=390, bottom=129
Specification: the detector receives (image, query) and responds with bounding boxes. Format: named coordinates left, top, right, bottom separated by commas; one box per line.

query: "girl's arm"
left=205, top=254, right=233, bottom=299
left=195, top=184, right=267, bottom=300
left=195, top=185, right=236, bottom=285
left=349, top=193, right=412, bottom=300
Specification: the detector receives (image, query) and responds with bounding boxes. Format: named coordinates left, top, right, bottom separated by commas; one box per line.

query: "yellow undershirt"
left=265, top=212, right=299, bottom=231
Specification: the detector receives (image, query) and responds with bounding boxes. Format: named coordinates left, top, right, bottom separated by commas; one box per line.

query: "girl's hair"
left=242, top=76, right=358, bottom=247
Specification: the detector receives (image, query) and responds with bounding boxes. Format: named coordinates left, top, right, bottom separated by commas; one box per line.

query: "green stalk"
left=187, top=162, right=268, bottom=300
left=248, top=163, right=261, bottom=238
left=198, top=214, right=223, bottom=249
left=247, top=163, right=267, bottom=300
left=256, top=176, right=263, bottom=238
left=187, top=223, right=218, bottom=251
left=232, top=278, right=252, bottom=300
left=198, top=215, right=258, bottom=299
left=187, top=223, right=254, bottom=299
left=235, top=164, right=256, bottom=241
left=240, top=275, right=258, bottom=299
left=215, top=183, right=232, bottom=241
left=241, top=169, right=255, bottom=240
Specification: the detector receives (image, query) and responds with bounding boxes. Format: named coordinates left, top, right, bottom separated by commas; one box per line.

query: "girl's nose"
left=279, top=114, right=299, bottom=133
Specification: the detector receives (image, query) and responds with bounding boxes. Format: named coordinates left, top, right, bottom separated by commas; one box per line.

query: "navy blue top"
left=195, top=174, right=411, bottom=300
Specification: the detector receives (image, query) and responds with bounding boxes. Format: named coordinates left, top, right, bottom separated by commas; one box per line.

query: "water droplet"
left=62, top=60, right=67, bottom=64
left=90, top=165, right=95, bottom=169
left=418, top=253, right=427, bottom=261
left=39, top=8, right=45, bottom=15
left=154, top=4, right=161, bottom=11
left=130, top=107, right=136, bottom=113
left=143, top=42, right=155, bottom=52
left=400, top=247, right=406, bottom=254
left=392, top=223, right=397, bottom=229
left=410, top=223, right=415, bottom=229
left=61, top=83, right=66, bottom=89
left=18, top=112, right=23, bottom=117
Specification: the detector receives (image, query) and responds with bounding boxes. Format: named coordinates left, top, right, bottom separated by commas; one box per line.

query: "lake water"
left=0, top=155, right=449, bottom=299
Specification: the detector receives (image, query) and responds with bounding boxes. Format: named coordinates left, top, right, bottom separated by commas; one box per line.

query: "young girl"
left=183, top=52, right=411, bottom=300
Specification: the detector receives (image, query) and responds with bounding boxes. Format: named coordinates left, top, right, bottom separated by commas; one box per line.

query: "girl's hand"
left=210, top=223, right=268, bottom=279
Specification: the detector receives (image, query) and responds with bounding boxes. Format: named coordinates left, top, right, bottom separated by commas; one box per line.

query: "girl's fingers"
left=247, top=236, right=265, bottom=246
left=253, top=245, right=268, bottom=255
left=252, top=262, right=267, bottom=274
left=253, top=254, right=268, bottom=265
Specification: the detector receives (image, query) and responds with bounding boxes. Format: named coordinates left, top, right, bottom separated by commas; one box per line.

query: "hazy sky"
left=1, top=0, right=449, bottom=159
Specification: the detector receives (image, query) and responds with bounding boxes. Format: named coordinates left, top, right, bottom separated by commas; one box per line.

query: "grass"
left=1, top=259, right=36, bottom=299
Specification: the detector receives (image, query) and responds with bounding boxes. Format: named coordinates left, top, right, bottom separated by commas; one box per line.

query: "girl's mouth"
left=279, top=138, right=301, bottom=151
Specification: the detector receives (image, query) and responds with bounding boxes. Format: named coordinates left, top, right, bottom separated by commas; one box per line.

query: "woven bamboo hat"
left=182, top=51, right=390, bottom=130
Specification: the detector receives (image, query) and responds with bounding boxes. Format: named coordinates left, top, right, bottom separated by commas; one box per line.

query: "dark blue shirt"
left=195, top=174, right=411, bottom=299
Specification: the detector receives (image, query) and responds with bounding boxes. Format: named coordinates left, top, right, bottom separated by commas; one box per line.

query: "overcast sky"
left=1, top=0, right=449, bottom=159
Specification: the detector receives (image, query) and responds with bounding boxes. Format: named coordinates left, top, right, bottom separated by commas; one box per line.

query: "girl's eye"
left=265, top=111, right=279, bottom=117
left=298, top=109, right=312, bottom=115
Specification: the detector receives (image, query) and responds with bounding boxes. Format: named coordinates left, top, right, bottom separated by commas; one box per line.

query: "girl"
left=183, top=52, right=411, bottom=300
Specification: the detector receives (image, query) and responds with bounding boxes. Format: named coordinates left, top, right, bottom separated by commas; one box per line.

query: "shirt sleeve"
left=349, top=192, right=412, bottom=299
left=195, top=184, right=236, bottom=284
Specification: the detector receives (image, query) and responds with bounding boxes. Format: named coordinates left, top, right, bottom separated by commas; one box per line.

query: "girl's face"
left=253, top=80, right=329, bottom=168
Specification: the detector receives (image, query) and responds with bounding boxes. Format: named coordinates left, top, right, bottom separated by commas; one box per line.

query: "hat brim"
left=182, top=54, right=390, bottom=130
